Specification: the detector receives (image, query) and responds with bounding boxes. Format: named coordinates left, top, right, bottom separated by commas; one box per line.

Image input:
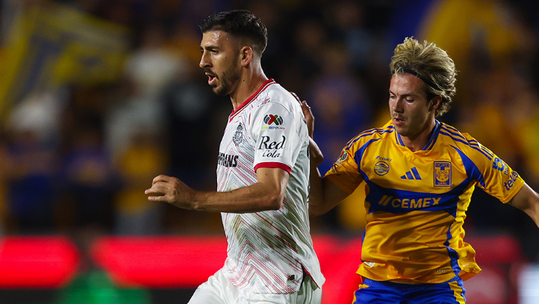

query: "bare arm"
left=508, top=183, right=539, bottom=228
left=145, top=167, right=289, bottom=213
left=300, top=100, right=359, bottom=216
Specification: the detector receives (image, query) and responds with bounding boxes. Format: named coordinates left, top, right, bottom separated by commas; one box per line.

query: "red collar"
left=229, top=79, right=275, bottom=121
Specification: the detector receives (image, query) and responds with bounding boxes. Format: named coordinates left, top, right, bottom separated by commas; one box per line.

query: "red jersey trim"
left=254, top=162, right=291, bottom=174
left=229, top=79, right=275, bottom=121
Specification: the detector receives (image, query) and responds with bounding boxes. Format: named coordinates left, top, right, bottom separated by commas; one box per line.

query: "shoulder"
left=437, top=122, right=495, bottom=161
left=258, top=82, right=297, bottom=110
left=248, top=81, right=302, bottom=121
left=344, top=120, right=396, bottom=151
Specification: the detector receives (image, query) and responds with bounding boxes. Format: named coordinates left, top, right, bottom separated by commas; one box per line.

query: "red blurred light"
left=0, top=236, right=80, bottom=288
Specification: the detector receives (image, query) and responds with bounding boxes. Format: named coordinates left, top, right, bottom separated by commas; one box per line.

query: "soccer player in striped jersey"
left=302, top=37, right=539, bottom=303
left=145, top=10, right=324, bottom=304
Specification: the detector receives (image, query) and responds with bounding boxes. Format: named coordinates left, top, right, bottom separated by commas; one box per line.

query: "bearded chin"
left=214, top=65, right=240, bottom=96
left=213, top=83, right=229, bottom=96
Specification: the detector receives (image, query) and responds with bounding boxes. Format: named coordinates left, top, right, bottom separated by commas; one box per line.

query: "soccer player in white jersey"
left=144, top=10, right=324, bottom=303
left=301, top=37, right=539, bottom=303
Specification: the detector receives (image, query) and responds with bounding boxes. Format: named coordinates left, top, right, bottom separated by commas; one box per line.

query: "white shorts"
left=188, top=269, right=322, bottom=304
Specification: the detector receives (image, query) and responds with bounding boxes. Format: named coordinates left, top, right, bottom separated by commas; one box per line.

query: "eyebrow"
left=388, top=90, right=421, bottom=98
left=200, top=45, right=220, bottom=51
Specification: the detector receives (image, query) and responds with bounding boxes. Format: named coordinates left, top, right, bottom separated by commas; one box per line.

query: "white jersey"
left=216, top=79, right=324, bottom=294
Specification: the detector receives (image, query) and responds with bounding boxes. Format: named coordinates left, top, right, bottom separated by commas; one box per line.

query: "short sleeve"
left=250, top=100, right=305, bottom=174
left=324, top=147, right=363, bottom=194
left=460, top=140, right=525, bottom=204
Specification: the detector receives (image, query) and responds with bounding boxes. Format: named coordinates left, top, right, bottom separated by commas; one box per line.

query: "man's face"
left=389, top=73, right=436, bottom=139
left=199, top=30, right=241, bottom=96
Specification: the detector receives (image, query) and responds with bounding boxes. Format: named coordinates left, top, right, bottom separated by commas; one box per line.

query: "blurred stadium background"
left=0, top=0, right=538, bottom=303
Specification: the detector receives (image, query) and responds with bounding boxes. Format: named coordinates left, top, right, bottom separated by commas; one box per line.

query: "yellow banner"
left=0, top=3, right=130, bottom=120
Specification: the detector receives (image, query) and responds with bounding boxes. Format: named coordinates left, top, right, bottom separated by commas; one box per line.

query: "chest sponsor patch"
left=374, top=161, right=390, bottom=176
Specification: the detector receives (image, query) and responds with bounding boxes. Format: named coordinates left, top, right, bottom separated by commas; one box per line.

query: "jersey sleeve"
left=324, top=146, right=363, bottom=194
left=250, top=99, right=305, bottom=174
left=463, top=138, right=525, bottom=204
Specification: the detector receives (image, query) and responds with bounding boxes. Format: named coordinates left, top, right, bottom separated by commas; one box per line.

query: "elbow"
left=266, top=195, right=284, bottom=210
left=263, top=188, right=285, bottom=210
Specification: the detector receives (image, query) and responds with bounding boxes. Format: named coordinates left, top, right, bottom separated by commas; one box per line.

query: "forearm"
left=522, top=190, right=539, bottom=227
left=308, top=137, right=323, bottom=167
left=509, top=183, right=539, bottom=228
left=308, top=166, right=329, bottom=216
left=188, top=182, right=283, bottom=213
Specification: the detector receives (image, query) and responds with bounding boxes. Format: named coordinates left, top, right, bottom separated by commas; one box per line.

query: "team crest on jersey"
left=374, top=161, right=390, bottom=176
left=434, top=161, right=452, bottom=187
left=233, top=123, right=244, bottom=146
left=336, top=150, right=348, bottom=163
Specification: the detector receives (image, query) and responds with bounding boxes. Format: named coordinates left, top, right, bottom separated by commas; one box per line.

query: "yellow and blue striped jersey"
left=325, top=120, right=525, bottom=283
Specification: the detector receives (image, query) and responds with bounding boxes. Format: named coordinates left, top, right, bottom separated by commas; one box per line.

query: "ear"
left=429, top=96, right=442, bottom=112
left=240, top=46, right=253, bottom=67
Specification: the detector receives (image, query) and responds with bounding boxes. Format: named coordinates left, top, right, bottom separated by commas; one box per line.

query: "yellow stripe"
left=381, top=195, right=392, bottom=206
left=449, top=281, right=466, bottom=304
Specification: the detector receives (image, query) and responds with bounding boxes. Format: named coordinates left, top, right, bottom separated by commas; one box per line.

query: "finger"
left=144, top=188, right=165, bottom=195
left=290, top=92, right=301, bottom=103
left=300, top=101, right=313, bottom=116
left=145, top=182, right=168, bottom=195
left=147, top=194, right=168, bottom=202
left=152, top=174, right=171, bottom=184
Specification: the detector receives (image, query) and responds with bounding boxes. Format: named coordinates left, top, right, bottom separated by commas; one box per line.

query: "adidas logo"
left=401, top=167, right=422, bottom=180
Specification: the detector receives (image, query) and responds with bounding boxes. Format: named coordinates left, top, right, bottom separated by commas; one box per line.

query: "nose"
left=199, top=51, right=210, bottom=69
left=392, top=97, right=404, bottom=113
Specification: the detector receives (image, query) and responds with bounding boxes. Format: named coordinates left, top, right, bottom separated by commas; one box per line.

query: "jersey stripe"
left=345, top=126, right=394, bottom=150
left=439, top=130, right=493, bottom=160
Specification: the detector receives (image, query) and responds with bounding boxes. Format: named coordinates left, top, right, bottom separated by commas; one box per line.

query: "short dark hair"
left=198, top=10, right=268, bottom=56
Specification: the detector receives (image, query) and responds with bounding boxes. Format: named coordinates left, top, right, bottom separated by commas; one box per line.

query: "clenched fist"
left=145, top=174, right=197, bottom=210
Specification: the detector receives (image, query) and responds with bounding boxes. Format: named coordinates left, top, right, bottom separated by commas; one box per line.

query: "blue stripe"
left=354, top=138, right=381, bottom=168
left=396, top=132, right=404, bottom=146
left=411, top=167, right=421, bottom=180
left=406, top=171, right=414, bottom=179
left=440, top=125, right=467, bottom=141
left=445, top=224, right=463, bottom=282
left=425, top=120, right=441, bottom=150
left=364, top=177, right=472, bottom=216
left=440, top=125, right=490, bottom=159
left=469, top=139, right=493, bottom=158
left=345, top=127, right=393, bottom=150
left=452, top=145, right=486, bottom=188
left=439, top=131, right=492, bottom=160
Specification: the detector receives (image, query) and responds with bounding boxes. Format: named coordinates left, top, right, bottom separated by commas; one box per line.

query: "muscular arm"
left=508, top=183, right=539, bottom=228
left=145, top=167, right=289, bottom=213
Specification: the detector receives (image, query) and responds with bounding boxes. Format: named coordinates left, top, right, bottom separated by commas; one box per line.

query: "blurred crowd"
left=0, top=0, right=538, bottom=260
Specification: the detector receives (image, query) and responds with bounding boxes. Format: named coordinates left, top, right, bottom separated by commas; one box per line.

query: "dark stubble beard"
left=213, top=57, right=241, bottom=96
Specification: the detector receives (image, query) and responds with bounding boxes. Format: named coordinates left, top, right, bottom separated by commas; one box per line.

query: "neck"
left=230, top=66, right=268, bottom=111
left=401, top=118, right=437, bottom=152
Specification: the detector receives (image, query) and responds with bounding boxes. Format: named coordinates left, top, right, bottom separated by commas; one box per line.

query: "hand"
left=145, top=174, right=196, bottom=209
left=300, top=100, right=315, bottom=138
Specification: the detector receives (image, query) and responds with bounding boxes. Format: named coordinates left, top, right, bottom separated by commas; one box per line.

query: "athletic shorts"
left=353, top=278, right=466, bottom=304
left=188, top=268, right=322, bottom=304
